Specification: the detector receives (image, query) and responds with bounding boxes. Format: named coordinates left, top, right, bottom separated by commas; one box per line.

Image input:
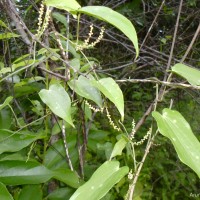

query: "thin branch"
left=112, top=0, right=128, bottom=9
left=0, top=0, right=31, bottom=47
left=60, top=12, right=74, bottom=171
left=117, top=79, right=200, bottom=90
left=61, top=120, right=74, bottom=171
left=135, top=104, right=154, bottom=133
left=128, top=134, right=156, bottom=199
left=164, top=0, right=183, bottom=81
left=140, top=0, right=166, bottom=50
left=181, top=22, right=200, bottom=63
left=38, top=67, right=66, bottom=80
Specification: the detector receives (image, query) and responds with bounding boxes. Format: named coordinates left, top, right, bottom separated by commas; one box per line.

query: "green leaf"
left=152, top=109, right=200, bottom=178
left=39, top=84, right=74, bottom=127
left=0, top=161, right=53, bottom=185
left=0, top=160, right=79, bottom=188
left=52, top=12, right=68, bottom=28
left=46, top=188, right=74, bottom=200
left=0, top=160, right=79, bottom=187
left=31, top=100, right=44, bottom=116
left=14, top=83, right=42, bottom=98
left=78, top=6, right=139, bottom=57
left=18, top=185, right=42, bottom=200
left=69, top=58, right=80, bottom=71
left=53, top=168, right=80, bottom=188
left=94, top=78, right=124, bottom=120
left=0, top=20, right=8, bottom=28
left=0, top=109, right=12, bottom=129
left=69, top=161, right=129, bottom=200
left=0, top=151, right=27, bottom=162
left=0, top=182, right=13, bottom=200
left=172, top=63, right=200, bottom=86
left=68, top=75, right=103, bottom=107
left=43, top=138, right=78, bottom=171
left=0, top=33, right=20, bottom=40
left=110, top=136, right=128, bottom=160
left=0, top=96, right=13, bottom=110
left=12, top=53, right=30, bottom=63
left=45, top=0, right=81, bottom=12
left=0, top=129, right=45, bottom=154
left=11, top=59, right=36, bottom=70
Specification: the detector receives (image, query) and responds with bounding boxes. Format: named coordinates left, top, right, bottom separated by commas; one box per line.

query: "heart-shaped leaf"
left=68, top=75, right=103, bottom=107
left=39, top=84, right=74, bottom=127
left=152, top=109, right=200, bottom=178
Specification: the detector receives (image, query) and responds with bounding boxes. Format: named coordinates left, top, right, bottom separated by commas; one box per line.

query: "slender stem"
left=60, top=12, right=74, bottom=171
left=8, top=104, right=22, bottom=128
left=117, top=79, right=200, bottom=90
left=65, top=12, right=70, bottom=79
left=164, top=0, right=183, bottom=81
left=76, top=14, right=81, bottom=44
left=159, top=0, right=183, bottom=102
left=128, top=133, right=156, bottom=200
left=140, top=0, right=166, bottom=50
left=181, top=22, right=200, bottom=63
left=62, top=121, right=74, bottom=171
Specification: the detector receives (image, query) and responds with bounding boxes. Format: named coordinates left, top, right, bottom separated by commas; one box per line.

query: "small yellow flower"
left=76, top=25, right=105, bottom=51
left=85, top=100, right=103, bottom=113
left=105, top=107, right=120, bottom=131
left=133, top=127, right=152, bottom=146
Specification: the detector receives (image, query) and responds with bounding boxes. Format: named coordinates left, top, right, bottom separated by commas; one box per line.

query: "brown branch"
left=38, top=67, right=66, bottom=80
left=128, top=134, right=156, bottom=199
left=0, top=0, right=31, bottom=47
left=117, top=79, right=200, bottom=90
left=181, top=22, right=200, bottom=63
left=164, top=0, right=183, bottom=81
left=140, top=0, right=166, bottom=50
left=61, top=120, right=74, bottom=171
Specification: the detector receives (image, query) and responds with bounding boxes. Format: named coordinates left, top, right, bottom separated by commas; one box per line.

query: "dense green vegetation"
left=0, top=0, right=200, bottom=199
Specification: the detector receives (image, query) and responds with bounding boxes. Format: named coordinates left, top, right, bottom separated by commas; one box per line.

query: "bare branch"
left=0, top=0, right=31, bottom=47
left=181, top=22, right=200, bottom=63
left=117, top=79, right=200, bottom=90
left=140, top=0, right=166, bottom=50
left=164, top=0, right=183, bottom=80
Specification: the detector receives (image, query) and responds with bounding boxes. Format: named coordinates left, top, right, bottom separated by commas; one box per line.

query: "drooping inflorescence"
left=76, top=24, right=105, bottom=51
